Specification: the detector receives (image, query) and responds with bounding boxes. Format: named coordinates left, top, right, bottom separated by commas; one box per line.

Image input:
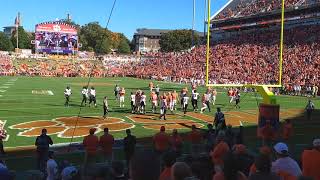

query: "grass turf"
left=0, top=76, right=319, bottom=149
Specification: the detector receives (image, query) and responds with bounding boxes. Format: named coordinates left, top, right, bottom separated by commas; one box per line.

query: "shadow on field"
left=4, top=107, right=320, bottom=172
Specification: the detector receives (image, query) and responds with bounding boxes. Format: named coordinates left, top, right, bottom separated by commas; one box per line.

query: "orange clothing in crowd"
left=188, top=129, right=203, bottom=144
left=282, top=122, right=293, bottom=140
left=212, top=171, right=247, bottom=180
left=210, top=141, right=230, bottom=166
left=153, top=132, right=170, bottom=151
left=83, top=134, right=99, bottom=155
left=302, top=149, right=320, bottom=180
left=172, top=93, right=178, bottom=100
left=159, top=167, right=172, bottom=180
left=277, top=170, right=297, bottom=180
left=261, top=124, right=276, bottom=140
left=99, top=134, right=115, bottom=155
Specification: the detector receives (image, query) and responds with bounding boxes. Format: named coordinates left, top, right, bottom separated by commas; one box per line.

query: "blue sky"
left=0, top=0, right=228, bottom=39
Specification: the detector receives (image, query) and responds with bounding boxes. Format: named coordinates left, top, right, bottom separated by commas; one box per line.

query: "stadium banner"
left=35, top=22, right=78, bottom=54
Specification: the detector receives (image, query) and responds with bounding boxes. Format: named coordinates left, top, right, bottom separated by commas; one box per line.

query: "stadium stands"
left=215, top=0, right=320, bottom=20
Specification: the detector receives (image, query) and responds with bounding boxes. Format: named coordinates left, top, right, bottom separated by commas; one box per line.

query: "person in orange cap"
left=153, top=126, right=169, bottom=155
left=83, top=128, right=99, bottom=165
left=210, top=132, right=230, bottom=172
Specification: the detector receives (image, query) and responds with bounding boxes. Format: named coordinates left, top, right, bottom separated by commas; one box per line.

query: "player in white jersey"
left=64, top=86, right=72, bottom=107
left=88, top=87, right=97, bottom=107
left=81, top=86, right=89, bottom=107
left=159, top=95, right=167, bottom=120
left=200, top=93, right=208, bottom=113
left=103, top=96, right=109, bottom=118
left=191, top=90, right=199, bottom=111
left=130, top=92, right=136, bottom=113
left=150, top=91, right=158, bottom=113
left=140, top=92, right=147, bottom=114
left=119, top=87, right=126, bottom=107
left=211, top=89, right=217, bottom=105
left=182, top=94, right=189, bottom=115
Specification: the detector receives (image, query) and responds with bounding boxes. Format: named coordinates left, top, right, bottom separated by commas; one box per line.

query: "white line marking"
left=0, top=90, right=7, bottom=93
left=0, top=86, right=9, bottom=89
left=48, top=90, right=54, bottom=95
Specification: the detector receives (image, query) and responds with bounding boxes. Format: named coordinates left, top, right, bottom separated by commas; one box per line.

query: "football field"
left=0, top=76, right=319, bottom=149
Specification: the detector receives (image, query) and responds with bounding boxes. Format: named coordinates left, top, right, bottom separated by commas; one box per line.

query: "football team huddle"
left=63, top=82, right=242, bottom=120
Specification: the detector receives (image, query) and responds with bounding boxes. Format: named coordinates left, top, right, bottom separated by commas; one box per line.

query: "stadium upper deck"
left=213, top=0, right=320, bottom=20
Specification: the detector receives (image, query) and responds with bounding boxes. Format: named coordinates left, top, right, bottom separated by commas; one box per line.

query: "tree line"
left=0, top=21, right=201, bottom=53
left=0, top=21, right=131, bottom=54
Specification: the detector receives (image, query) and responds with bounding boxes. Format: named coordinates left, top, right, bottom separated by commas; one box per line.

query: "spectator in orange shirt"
left=302, top=139, right=320, bottom=180
left=210, top=132, right=230, bottom=171
left=159, top=151, right=176, bottom=180
left=153, top=126, right=170, bottom=154
left=188, top=125, right=203, bottom=155
left=282, top=119, right=293, bottom=141
left=170, top=129, right=182, bottom=156
left=83, top=128, right=99, bottom=165
left=99, top=128, right=115, bottom=163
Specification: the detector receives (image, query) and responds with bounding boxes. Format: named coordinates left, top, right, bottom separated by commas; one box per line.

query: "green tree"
left=0, top=32, right=13, bottom=51
left=11, top=26, right=32, bottom=49
left=159, top=29, right=199, bottom=52
left=117, top=34, right=131, bottom=54
left=79, top=22, right=112, bottom=54
left=96, top=38, right=111, bottom=54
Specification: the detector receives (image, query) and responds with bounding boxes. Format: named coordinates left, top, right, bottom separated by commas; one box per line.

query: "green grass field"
left=0, top=76, right=319, bottom=149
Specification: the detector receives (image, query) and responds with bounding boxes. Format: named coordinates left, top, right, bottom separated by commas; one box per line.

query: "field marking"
left=9, top=116, right=133, bottom=138
left=31, top=90, right=55, bottom=96
left=0, top=86, right=9, bottom=89
left=0, top=112, right=101, bottom=119
left=0, top=90, right=7, bottom=93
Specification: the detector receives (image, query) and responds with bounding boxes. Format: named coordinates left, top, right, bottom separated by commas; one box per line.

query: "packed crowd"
left=1, top=25, right=319, bottom=89
left=215, top=0, right=320, bottom=20
left=1, top=116, right=319, bottom=180
left=119, top=25, right=320, bottom=88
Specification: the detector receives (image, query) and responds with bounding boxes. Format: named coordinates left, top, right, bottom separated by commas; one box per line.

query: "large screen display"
left=35, top=22, right=78, bottom=54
